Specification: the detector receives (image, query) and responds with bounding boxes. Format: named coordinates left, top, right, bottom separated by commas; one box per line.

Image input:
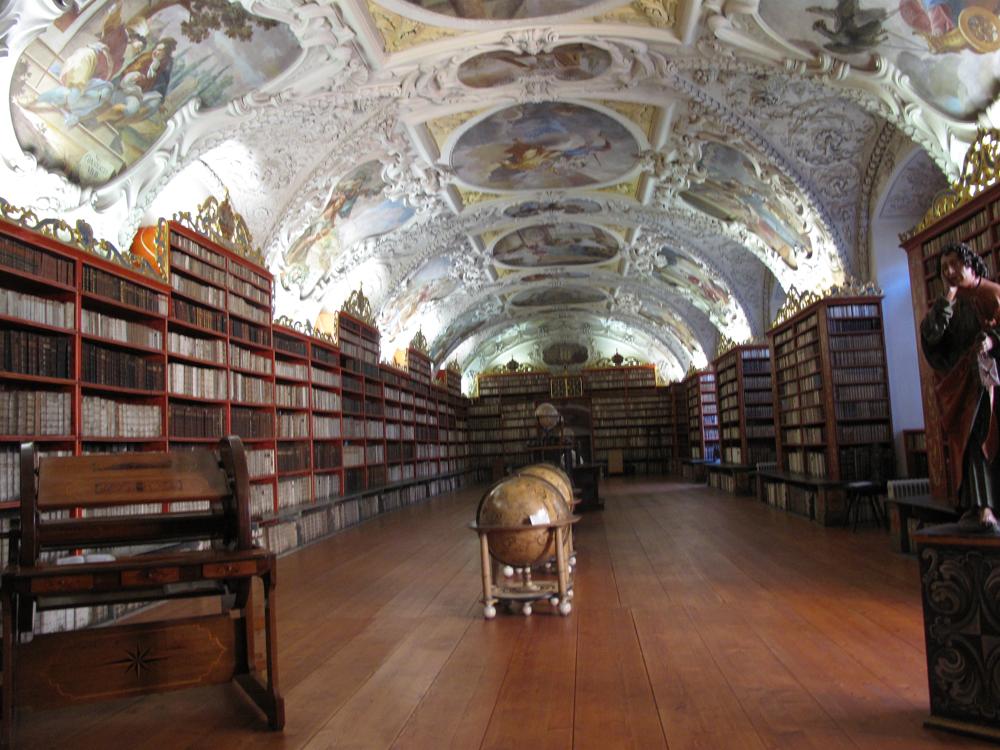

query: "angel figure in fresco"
left=807, top=0, right=891, bottom=53
left=920, top=243, right=1000, bottom=532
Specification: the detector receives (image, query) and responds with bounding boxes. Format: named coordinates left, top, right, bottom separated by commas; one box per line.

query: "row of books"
left=84, top=267, right=167, bottom=315
left=0, top=328, right=73, bottom=378
left=171, top=273, right=225, bottom=308
left=232, top=406, right=273, bottom=438
left=1, top=238, right=75, bottom=286
left=786, top=449, right=827, bottom=478
left=85, top=309, right=161, bottom=349
left=82, top=396, right=161, bottom=438
left=0, top=389, right=72, bottom=435
left=831, top=350, right=884, bottom=368
left=170, top=248, right=228, bottom=287
left=2, top=289, right=74, bottom=329
left=837, top=423, right=891, bottom=443
left=84, top=343, right=164, bottom=391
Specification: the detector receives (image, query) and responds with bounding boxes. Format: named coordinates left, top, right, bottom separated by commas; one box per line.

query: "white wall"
left=870, top=148, right=947, bottom=477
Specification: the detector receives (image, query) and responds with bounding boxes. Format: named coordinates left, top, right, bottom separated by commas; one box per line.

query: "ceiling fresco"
left=9, top=0, right=301, bottom=186
left=1, top=0, right=992, bottom=389
left=449, top=102, right=641, bottom=191
left=491, top=223, right=619, bottom=267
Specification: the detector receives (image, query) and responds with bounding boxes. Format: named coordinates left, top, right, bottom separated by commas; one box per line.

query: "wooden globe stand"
left=470, top=517, right=579, bottom=618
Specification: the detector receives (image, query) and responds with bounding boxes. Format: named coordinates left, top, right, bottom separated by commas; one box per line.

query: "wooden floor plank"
left=12, top=477, right=1000, bottom=750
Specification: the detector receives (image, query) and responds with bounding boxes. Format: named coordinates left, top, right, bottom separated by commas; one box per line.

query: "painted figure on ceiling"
left=920, top=242, right=1000, bottom=531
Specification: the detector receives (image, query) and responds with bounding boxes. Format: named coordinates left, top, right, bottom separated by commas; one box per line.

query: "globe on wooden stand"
left=471, top=474, right=579, bottom=618
left=516, top=463, right=578, bottom=569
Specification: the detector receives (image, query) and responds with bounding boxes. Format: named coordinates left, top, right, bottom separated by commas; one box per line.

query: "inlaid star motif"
left=108, top=640, right=168, bottom=679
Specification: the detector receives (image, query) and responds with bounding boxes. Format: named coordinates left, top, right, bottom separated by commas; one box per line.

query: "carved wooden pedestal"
left=914, top=525, right=1000, bottom=743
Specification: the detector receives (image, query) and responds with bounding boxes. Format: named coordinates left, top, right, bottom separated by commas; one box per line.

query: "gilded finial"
left=902, top=127, right=1000, bottom=241
left=409, top=328, right=429, bottom=354
left=173, top=192, right=262, bottom=264
left=341, top=283, right=376, bottom=325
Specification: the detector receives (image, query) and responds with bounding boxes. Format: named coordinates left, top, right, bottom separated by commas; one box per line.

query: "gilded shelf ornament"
left=594, top=0, right=678, bottom=31
left=446, top=359, right=462, bottom=375
left=715, top=334, right=741, bottom=360
left=685, top=363, right=700, bottom=379
left=771, top=286, right=823, bottom=327
left=341, top=284, right=376, bottom=325
left=902, top=128, right=1000, bottom=241
left=409, top=328, right=429, bottom=355
left=770, top=278, right=882, bottom=329
left=590, top=354, right=644, bottom=368
left=173, top=192, right=262, bottom=264
left=0, top=196, right=166, bottom=282
left=366, top=1, right=460, bottom=54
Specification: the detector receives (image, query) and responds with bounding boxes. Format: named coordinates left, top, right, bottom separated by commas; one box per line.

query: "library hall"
left=3, top=0, right=1000, bottom=747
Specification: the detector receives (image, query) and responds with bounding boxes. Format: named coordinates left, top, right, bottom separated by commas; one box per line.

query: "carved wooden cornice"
left=341, top=284, right=376, bottom=326
left=274, top=315, right=337, bottom=345
left=902, top=128, right=1000, bottom=242
left=173, top=193, right=263, bottom=265
left=770, top=277, right=882, bottom=328
left=0, top=196, right=166, bottom=282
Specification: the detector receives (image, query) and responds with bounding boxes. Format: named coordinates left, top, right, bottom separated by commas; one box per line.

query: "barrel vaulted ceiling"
left=2, top=0, right=996, bottom=386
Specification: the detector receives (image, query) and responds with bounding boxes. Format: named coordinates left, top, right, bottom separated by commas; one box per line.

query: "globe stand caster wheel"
left=522, top=602, right=533, bottom=617
left=483, top=604, right=496, bottom=619
left=559, top=601, right=572, bottom=616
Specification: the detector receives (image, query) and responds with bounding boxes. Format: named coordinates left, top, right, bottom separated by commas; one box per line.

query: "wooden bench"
left=755, top=470, right=848, bottom=526
left=0, top=437, right=283, bottom=748
left=706, top=462, right=755, bottom=495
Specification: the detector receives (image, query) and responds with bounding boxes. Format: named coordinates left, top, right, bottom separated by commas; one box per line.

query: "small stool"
left=844, top=481, right=886, bottom=531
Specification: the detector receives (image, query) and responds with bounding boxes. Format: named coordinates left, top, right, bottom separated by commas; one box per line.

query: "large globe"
left=535, top=402, right=561, bottom=431
left=477, top=475, right=569, bottom=567
left=517, top=463, right=573, bottom=513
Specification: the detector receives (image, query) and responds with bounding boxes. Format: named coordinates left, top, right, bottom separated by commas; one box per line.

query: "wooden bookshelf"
left=903, top=429, right=928, bottom=478
left=710, top=344, right=774, bottom=494
left=764, top=295, right=894, bottom=524
left=0, top=208, right=476, bottom=568
left=682, top=369, right=719, bottom=482
left=900, top=180, right=1000, bottom=499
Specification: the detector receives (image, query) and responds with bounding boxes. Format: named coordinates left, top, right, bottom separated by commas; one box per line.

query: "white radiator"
left=887, top=478, right=931, bottom=500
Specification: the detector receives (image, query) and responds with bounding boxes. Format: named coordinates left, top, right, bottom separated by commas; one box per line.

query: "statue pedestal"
left=914, top=524, right=1000, bottom=743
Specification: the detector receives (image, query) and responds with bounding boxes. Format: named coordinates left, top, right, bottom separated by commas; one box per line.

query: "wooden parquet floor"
left=16, top=478, right=995, bottom=749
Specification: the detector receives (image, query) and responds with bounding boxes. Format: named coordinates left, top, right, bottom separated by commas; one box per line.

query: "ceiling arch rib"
left=4, top=0, right=992, bottom=389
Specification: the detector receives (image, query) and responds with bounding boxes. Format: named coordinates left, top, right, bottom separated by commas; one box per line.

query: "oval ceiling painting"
left=679, top=142, right=810, bottom=270
left=458, top=44, right=611, bottom=88
left=401, top=0, right=604, bottom=20
left=510, top=286, right=607, bottom=307
left=279, top=160, right=415, bottom=300
left=493, top=223, right=618, bottom=267
left=451, top=102, right=640, bottom=191
left=10, top=0, right=301, bottom=187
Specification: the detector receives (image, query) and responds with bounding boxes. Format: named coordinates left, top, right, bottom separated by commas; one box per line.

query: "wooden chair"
left=0, top=436, right=283, bottom=748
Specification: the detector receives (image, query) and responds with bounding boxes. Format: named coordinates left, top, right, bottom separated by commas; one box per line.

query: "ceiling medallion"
left=173, top=192, right=262, bottom=265
left=902, top=128, right=1000, bottom=241
left=366, top=2, right=460, bottom=53
left=0, top=196, right=166, bottom=282
left=409, top=328, right=429, bottom=354
left=593, top=0, right=678, bottom=30
left=341, top=284, right=376, bottom=326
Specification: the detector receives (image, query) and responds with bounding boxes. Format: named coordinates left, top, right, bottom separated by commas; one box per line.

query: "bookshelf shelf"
left=763, top=295, right=894, bottom=524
